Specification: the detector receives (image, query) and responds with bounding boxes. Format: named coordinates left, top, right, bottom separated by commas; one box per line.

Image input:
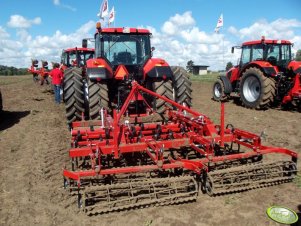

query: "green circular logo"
left=267, top=206, right=298, bottom=224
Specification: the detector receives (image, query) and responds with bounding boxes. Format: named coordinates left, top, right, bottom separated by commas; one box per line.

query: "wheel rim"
left=243, top=75, right=260, bottom=102
left=214, top=83, right=222, bottom=98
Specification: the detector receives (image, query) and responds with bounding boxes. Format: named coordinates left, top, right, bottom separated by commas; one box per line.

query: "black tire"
left=212, top=79, right=225, bottom=101
left=63, top=68, right=85, bottom=124
left=88, top=80, right=109, bottom=120
left=0, top=89, right=3, bottom=112
left=171, top=66, right=192, bottom=108
left=147, top=79, right=173, bottom=114
left=240, top=67, right=275, bottom=109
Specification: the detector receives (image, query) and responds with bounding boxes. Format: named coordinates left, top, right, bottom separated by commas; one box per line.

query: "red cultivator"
left=28, top=60, right=50, bottom=85
left=63, top=81, right=298, bottom=214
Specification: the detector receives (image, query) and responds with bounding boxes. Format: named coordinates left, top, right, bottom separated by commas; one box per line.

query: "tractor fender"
left=143, top=58, right=173, bottom=79
left=86, top=58, right=113, bottom=81
left=287, top=61, right=301, bottom=74
left=218, top=75, right=232, bottom=94
left=241, top=62, right=277, bottom=77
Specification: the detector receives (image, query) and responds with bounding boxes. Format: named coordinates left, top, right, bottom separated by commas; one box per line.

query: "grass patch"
left=190, top=72, right=220, bottom=83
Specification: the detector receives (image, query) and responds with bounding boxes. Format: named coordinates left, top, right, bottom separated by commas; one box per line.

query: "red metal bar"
left=63, top=162, right=184, bottom=180
left=220, top=102, right=225, bottom=147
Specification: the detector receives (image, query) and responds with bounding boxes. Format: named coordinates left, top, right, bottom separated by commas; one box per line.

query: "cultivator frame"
left=63, top=81, right=298, bottom=214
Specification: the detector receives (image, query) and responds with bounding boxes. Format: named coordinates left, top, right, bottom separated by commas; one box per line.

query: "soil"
left=0, top=75, right=300, bottom=226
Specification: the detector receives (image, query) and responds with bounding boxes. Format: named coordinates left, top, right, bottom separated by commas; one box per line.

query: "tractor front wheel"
left=88, top=80, right=110, bottom=120
left=240, top=67, right=275, bottom=109
left=212, top=79, right=225, bottom=101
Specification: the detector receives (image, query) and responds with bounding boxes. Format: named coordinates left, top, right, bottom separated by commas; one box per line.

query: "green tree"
left=186, top=60, right=194, bottom=73
left=296, top=49, right=301, bottom=61
left=226, top=62, right=233, bottom=71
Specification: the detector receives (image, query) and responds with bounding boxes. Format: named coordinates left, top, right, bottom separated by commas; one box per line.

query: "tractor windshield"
left=61, top=50, right=94, bottom=67
left=95, top=33, right=151, bottom=66
left=266, top=44, right=291, bottom=67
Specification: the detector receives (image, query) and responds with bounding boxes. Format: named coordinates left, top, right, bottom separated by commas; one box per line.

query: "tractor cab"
left=61, top=47, right=94, bottom=68
left=234, top=37, right=293, bottom=72
left=94, top=26, right=152, bottom=74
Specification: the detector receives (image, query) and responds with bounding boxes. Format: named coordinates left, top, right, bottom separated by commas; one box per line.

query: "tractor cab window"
left=95, top=33, right=151, bottom=66
left=251, top=44, right=264, bottom=61
left=241, top=45, right=251, bottom=66
left=77, top=50, right=94, bottom=66
left=266, top=44, right=280, bottom=65
left=280, top=44, right=291, bottom=63
left=68, top=51, right=77, bottom=66
left=266, top=44, right=291, bottom=66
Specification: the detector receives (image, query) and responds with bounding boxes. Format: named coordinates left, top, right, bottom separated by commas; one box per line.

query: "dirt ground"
left=0, top=75, right=300, bottom=226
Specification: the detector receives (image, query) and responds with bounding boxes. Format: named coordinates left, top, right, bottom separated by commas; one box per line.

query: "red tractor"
left=212, top=36, right=301, bottom=110
left=60, top=44, right=95, bottom=71
left=63, top=22, right=191, bottom=125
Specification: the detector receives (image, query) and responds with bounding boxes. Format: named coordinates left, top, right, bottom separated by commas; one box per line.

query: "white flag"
left=97, top=0, right=109, bottom=19
left=108, top=7, right=115, bottom=24
left=215, top=14, right=223, bottom=33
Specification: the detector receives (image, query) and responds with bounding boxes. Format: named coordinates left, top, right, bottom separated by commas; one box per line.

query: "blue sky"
left=0, top=0, right=301, bottom=70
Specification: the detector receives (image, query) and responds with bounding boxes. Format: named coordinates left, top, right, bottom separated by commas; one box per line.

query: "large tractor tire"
left=88, top=80, right=110, bottom=120
left=63, top=68, right=85, bottom=124
left=240, top=67, right=276, bottom=109
left=147, top=79, right=173, bottom=114
left=171, top=66, right=192, bottom=108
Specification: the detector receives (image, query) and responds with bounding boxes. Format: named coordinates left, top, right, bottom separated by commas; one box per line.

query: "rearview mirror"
left=82, top=39, right=88, bottom=48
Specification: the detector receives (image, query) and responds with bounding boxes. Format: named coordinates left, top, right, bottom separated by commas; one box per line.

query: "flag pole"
left=218, top=28, right=225, bottom=71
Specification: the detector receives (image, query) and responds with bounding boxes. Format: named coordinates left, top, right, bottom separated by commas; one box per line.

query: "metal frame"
left=63, top=81, right=298, bottom=185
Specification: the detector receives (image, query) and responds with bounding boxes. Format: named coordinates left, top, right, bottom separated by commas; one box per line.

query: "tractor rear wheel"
left=171, top=66, right=192, bottom=108
left=240, top=67, right=275, bottom=109
left=88, top=80, right=110, bottom=120
left=63, top=68, right=85, bottom=124
left=148, top=79, right=173, bottom=114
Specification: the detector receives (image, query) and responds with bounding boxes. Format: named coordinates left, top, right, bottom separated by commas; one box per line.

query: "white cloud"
left=162, top=11, right=195, bottom=35
left=1, top=13, right=301, bottom=71
left=0, top=19, right=95, bottom=67
left=7, top=15, right=41, bottom=28
left=53, top=0, right=76, bottom=12
left=0, top=26, right=10, bottom=39
left=53, top=0, right=60, bottom=5
left=228, top=18, right=301, bottom=41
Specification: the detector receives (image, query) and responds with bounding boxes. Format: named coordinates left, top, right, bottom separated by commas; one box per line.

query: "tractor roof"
left=64, top=47, right=94, bottom=52
left=242, top=39, right=292, bottom=46
left=97, top=27, right=151, bottom=35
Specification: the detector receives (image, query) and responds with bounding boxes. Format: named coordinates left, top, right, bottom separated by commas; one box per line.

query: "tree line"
left=0, top=65, right=30, bottom=76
